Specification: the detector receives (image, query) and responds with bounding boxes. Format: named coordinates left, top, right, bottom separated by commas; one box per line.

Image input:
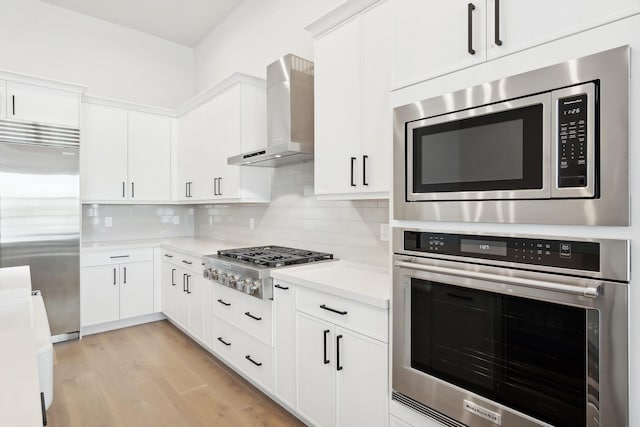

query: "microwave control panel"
left=403, top=231, right=599, bottom=271
left=557, top=93, right=588, bottom=187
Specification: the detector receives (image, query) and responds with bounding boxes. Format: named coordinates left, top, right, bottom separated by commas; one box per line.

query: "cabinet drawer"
left=237, top=296, right=273, bottom=346
left=212, top=316, right=240, bottom=364
left=296, top=286, right=388, bottom=342
left=82, top=247, right=154, bottom=267
left=237, top=332, right=274, bottom=393
left=162, top=250, right=203, bottom=274
left=212, top=284, right=237, bottom=323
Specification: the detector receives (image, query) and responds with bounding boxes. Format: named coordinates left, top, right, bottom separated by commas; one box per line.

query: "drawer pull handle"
left=274, top=284, right=289, bottom=290
left=217, top=299, right=231, bottom=307
left=336, top=334, right=343, bottom=371
left=217, top=337, right=231, bottom=346
left=245, top=355, right=262, bottom=367
left=245, top=311, right=262, bottom=321
left=182, top=260, right=193, bottom=265
left=110, top=255, right=129, bottom=259
left=40, top=391, right=47, bottom=426
left=323, top=329, right=330, bottom=364
left=164, top=254, right=173, bottom=258
left=320, top=304, right=347, bottom=315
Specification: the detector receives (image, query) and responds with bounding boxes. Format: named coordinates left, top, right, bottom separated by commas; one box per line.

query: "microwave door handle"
left=394, top=260, right=602, bottom=298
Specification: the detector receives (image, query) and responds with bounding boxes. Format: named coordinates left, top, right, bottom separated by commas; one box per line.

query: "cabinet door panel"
left=188, top=275, right=205, bottom=341
left=335, top=328, right=388, bottom=427
left=6, top=81, right=79, bottom=127
left=314, top=16, right=362, bottom=195
left=176, top=108, right=202, bottom=201
left=176, top=270, right=190, bottom=329
left=296, top=313, right=335, bottom=427
left=362, top=0, right=392, bottom=194
left=80, top=265, right=119, bottom=326
left=161, top=261, right=178, bottom=321
left=202, top=281, right=215, bottom=350
left=392, top=0, right=487, bottom=87
left=81, top=104, right=128, bottom=201
left=119, top=261, right=154, bottom=319
left=274, top=282, right=296, bottom=408
left=487, top=0, right=640, bottom=60
left=213, top=87, right=241, bottom=199
left=127, top=111, right=171, bottom=201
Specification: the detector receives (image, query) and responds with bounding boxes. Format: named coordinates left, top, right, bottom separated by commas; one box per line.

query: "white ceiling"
left=42, top=0, right=244, bottom=47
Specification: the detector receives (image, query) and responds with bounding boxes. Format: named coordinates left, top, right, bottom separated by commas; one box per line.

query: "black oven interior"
left=410, top=279, right=591, bottom=427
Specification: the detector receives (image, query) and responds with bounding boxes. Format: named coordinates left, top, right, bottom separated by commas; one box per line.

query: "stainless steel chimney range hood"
left=227, top=54, right=314, bottom=167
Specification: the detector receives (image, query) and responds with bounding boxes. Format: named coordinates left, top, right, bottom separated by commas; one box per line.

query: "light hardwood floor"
left=47, top=320, right=305, bottom=427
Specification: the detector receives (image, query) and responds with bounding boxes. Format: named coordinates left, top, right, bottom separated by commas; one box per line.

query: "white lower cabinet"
left=273, top=280, right=296, bottom=409
left=81, top=248, right=155, bottom=327
left=296, top=312, right=388, bottom=427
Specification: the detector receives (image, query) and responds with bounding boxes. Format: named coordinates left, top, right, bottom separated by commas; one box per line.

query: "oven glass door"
left=411, top=278, right=593, bottom=427
left=407, top=93, right=550, bottom=201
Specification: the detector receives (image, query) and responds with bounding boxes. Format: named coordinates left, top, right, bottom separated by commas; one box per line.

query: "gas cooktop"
left=203, top=245, right=335, bottom=299
left=218, top=245, right=334, bottom=268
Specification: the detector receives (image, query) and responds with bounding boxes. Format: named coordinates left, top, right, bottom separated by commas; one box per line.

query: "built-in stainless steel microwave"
left=393, top=46, right=630, bottom=226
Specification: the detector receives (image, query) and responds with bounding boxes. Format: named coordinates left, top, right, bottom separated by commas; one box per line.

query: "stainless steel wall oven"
left=393, top=46, right=629, bottom=225
left=392, top=228, right=629, bottom=427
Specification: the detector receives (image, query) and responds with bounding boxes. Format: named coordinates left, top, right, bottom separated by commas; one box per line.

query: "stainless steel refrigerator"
left=0, top=120, right=80, bottom=342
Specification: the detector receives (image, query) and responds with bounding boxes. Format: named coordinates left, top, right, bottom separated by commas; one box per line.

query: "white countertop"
left=82, top=237, right=244, bottom=258
left=0, top=265, right=32, bottom=299
left=271, top=260, right=390, bottom=308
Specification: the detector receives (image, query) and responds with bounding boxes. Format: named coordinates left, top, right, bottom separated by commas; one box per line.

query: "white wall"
left=194, top=0, right=342, bottom=90
left=195, top=163, right=389, bottom=267
left=0, top=0, right=194, bottom=108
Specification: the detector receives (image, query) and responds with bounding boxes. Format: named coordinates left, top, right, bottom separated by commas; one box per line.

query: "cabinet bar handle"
left=217, top=299, right=231, bottom=306
left=350, top=157, right=356, bottom=187
left=495, top=0, right=503, bottom=46
left=183, top=274, right=187, bottom=292
left=213, top=178, right=218, bottom=196
left=122, top=181, right=126, bottom=198
left=182, top=260, right=192, bottom=265
left=12, top=95, right=15, bottom=116
left=171, top=268, right=176, bottom=286
left=185, top=182, right=189, bottom=197
left=245, top=355, right=262, bottom=367
left=274, top=284, right=289, bottom=290
left=336, top=334, right=343, bottom=371
left=244, top=311, right=262, bottom=321
left=186, top=275, right=191, bottom=294
left=113, top=268, right=116, bottom=285
left=131, top=182, right=135, bottom=198
left=110, top=255, right=129, bottom=259
left=323, top=329, right=330, bottom=364
left=468, top=3, right=476, bottom=55
left=363, top=155, right=369, bottom=186
left=123, top=266, right=126, bottom=284
left=164, top=254, right=173, bottom=258
left=320, top=304, right=348, bottom=315
left=218, top=177, right=223, bottom=196
left=217, top=337, right=231, bottom=346
left=40, top=392, right=47, bottom=426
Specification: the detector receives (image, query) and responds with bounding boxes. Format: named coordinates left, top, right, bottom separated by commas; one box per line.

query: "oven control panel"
left=405, top=231, right=599, bottom=271
left=557, top=93, right=588, bottom=188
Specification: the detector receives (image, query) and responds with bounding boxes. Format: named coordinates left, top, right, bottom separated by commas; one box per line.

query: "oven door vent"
left=392, top=391, right=467, bottom=427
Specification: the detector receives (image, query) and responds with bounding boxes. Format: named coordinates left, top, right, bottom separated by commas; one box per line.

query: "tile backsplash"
left=82, top=204, right=195, bottom=241
left=195, top=163, right=390, bottom=267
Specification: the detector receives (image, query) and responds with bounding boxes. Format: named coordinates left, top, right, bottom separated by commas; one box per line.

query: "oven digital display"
left=460, top=239, right=507, bottom=256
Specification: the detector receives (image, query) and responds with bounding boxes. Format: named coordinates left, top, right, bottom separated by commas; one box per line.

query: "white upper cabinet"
left=393, top=0, right=640, bottom=87
left=81, top=102, right=172, bottom=203
left=127, top=111, right=171, bottom=202
left=392, top=0, right=487, bottom=88
left=6, top=81, right=80, bottom=127
left=81, top=104, right=128, bottom=201
left=175, top=76, right=271, bottom=204
left=309, top=0, right=392, bottom=199
left=0, top=81, right=6, bottom=120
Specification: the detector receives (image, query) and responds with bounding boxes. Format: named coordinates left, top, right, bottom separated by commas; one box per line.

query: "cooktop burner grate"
left=218, top=246, right=334, bottom=267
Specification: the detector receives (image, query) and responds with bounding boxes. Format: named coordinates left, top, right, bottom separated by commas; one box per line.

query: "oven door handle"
left=394, top=260, right=602, bottom=298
